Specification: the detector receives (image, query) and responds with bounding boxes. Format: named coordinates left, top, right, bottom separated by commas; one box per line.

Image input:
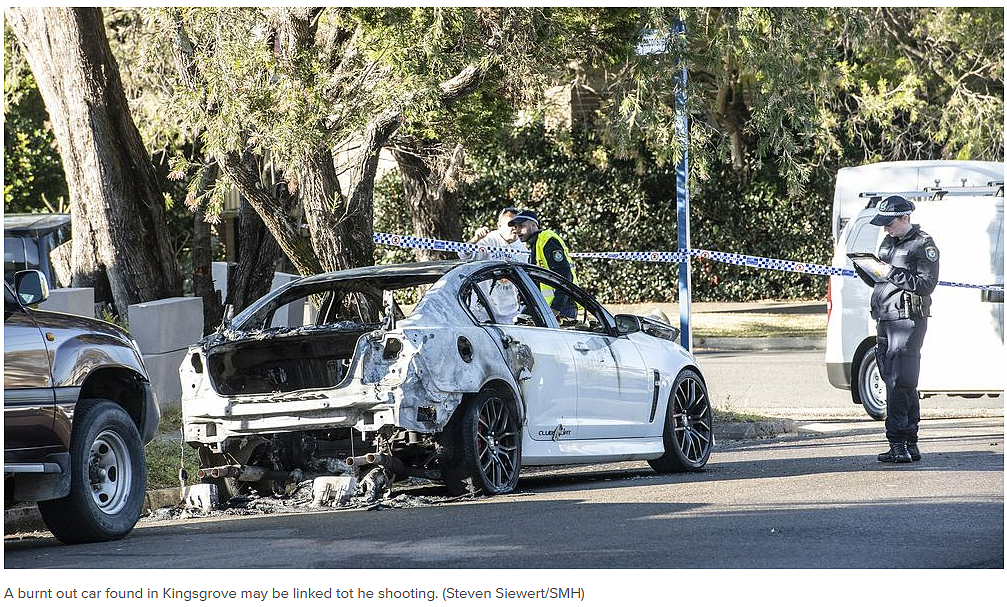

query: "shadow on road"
left=5, top=494, right=1002, bottom=569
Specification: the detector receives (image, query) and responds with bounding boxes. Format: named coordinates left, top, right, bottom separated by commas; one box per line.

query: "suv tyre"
left=37, top=399, right=147, bottom=544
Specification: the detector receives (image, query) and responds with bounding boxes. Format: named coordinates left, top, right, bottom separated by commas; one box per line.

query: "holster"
left=901, top=291, right=928, bottom=318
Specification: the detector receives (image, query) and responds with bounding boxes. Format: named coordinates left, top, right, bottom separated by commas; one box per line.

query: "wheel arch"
left=475, top=378, right=522, bottom=418
left=679, top=364, right=708, bottom=389
left=77, top=367, right=152, bottom=439
left=850, top=337, right=877, bottom=405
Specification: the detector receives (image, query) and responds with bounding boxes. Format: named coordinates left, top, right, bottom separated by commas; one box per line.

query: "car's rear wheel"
left=649, top=369, right=713, bottom=473
left=441, top=387, right=521, bottom=496
left=37, top=399, right=146, bottom=544
left=858, top=345, right=887, bottom=420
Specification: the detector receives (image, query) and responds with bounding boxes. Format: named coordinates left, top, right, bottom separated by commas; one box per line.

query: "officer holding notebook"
left=853, top=195, right=940, bottom=464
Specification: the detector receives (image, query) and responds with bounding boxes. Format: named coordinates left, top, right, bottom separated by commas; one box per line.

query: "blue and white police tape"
left=372, top=231, right=1003, bottom=292
left=373, top=232, right=528, bottom=261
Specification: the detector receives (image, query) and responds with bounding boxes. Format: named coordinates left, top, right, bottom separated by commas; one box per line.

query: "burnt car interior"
left=462, top=266, right=612, bottom=334
left=461, top=267, right=545, bottom=328
left=207, top=276, right=441, bottom=396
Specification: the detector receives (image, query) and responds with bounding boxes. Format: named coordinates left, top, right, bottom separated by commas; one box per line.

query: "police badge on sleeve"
left=924, top=246, right=938, bottom=262
left=553, top=250, right=565, bottom=262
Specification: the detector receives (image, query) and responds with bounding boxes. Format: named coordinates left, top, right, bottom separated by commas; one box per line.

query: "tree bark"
left=391, top=140, right=465, bottom=261
left=189, top=163, right=223, bottom=334
left=7, top=7, right=182, bottom=315
left=226, top=198, right=283, bottom=313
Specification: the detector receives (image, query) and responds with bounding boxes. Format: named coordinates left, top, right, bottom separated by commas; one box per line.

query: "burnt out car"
left=181, top=260, right=712, bottom=498
left=4, top=270, right=158, bottom=543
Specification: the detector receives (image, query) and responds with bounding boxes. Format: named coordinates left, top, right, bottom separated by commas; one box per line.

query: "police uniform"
left=508, top=210, right=579, bottom=318
left=855, top=195, right=939, bottom=463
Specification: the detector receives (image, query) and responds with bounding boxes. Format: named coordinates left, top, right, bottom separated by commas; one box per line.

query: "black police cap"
left=507, top=210, right=539, bottom=226
left=870, top=195, right=915, bottom=226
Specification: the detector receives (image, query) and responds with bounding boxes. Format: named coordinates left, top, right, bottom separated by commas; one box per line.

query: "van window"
left=847, top=220, right=880, bottom=255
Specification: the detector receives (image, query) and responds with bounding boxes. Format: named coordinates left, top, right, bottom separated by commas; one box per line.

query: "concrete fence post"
left=38, top=287, right=94, bottom=318
left=127, top=297, right=204, bottom=410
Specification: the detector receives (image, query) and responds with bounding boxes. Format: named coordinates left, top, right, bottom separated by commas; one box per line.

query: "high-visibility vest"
left=533, top=229, right=577, bottom=307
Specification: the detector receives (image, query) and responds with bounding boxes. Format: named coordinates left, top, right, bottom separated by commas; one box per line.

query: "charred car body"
left=181, top=260, right=713, bottom=497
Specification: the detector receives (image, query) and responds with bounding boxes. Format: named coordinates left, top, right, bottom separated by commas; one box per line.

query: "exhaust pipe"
left=197, top=465, right=301, bottom=483
left=345, top=455, right=372, bottom=467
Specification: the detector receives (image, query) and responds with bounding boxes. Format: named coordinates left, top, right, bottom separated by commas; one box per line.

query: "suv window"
left=4, top=237, right=27, bottom=283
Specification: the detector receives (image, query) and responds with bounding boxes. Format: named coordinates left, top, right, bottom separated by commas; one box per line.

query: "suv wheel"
left=37, top=399, right=147, bottom=544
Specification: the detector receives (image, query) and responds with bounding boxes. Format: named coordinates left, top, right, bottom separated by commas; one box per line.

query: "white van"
left=832, top=160, right=1003, bottom=242
left=825, top=189, right=1004, bottom=419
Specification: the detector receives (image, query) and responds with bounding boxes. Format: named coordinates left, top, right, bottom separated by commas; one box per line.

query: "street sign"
left=635, top=30, right=669, bottom=56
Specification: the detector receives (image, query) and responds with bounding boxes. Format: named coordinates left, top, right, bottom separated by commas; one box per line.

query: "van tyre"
left=37, top=399, right=146, bottom=544
left=857, top=345, right=887, bottom=420
left=441, top=387, right=521, bottom=496
left=649, top=369, right=713, bottom=473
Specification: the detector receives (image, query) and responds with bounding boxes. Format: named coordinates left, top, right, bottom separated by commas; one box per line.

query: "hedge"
left=374, top=128, right=835, bottom=302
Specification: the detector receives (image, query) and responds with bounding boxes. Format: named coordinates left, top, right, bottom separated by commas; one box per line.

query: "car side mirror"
left=614, top=313, right=643, bottom=335
left=14, top=270, right=49, bottom=306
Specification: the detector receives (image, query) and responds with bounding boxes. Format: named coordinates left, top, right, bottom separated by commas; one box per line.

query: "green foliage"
left=3, top=22, right=68, bottom=213
left=375, top=124, right=830, bottom=302
left=687, top=158, right=832, bottom=300
left=832, top=7, right=1004, bottom=162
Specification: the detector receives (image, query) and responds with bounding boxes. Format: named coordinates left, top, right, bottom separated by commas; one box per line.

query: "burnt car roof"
left=228, top=259, right=522, bottom=331
left=292, top=260, right=467, bottom=287
left=4, top=213, right=71, bottom=233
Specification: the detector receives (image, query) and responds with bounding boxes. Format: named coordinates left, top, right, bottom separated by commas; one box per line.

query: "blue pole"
left=674, top=20, right=692, bottom=351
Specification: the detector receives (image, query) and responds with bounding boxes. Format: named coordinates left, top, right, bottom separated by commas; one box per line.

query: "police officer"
left=508, top=210, right=578, bottom=319
left=855, top=195, right=939, bottom=464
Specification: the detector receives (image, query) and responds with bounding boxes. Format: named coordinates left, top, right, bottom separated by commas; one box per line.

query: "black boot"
left=906, top=442, right=921, bottom=462
left=878, top=441, right=912, bottom=463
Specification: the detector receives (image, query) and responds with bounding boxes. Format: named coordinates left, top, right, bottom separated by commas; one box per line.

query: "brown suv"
left=4, top=270, right=158, bottom=543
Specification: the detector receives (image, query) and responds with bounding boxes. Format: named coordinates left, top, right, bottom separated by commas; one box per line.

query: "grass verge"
left=713, top=408, right=775, bottom=423
left=145, top=405, right=199, bottom=490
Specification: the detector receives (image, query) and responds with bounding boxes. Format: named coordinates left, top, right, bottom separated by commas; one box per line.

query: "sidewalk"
left=606, top=299, right=827, bottom=350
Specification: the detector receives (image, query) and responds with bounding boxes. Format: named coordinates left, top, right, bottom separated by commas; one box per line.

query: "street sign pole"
left=674, top=20, right=692, bottom=351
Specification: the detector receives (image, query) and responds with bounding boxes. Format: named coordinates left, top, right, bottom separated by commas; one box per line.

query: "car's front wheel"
left=37, top=399, right=147, bottom=544
left=441, top=387, right=522, bottom=496
left=649, top=369, right=713, bottom=473
left=857, top=345, right=887, bottom=420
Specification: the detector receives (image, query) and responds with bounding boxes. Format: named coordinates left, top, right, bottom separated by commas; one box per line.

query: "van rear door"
left=917, top=200, right=1004, bottom=393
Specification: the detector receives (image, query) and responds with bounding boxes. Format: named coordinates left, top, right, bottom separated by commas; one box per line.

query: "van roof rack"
left=860, top=186, right=1003, bottom=208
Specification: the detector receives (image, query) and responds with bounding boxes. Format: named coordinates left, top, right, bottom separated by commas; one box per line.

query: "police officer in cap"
left=508, top=210, right=579, bottom=319
left=855, top=195, right=939, bottom=464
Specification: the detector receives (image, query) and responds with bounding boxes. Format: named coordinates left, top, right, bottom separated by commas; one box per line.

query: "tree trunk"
left=226, top=198, right=282, bottom=313
left=190, top=164, right=223, bottom=335
left=391, top=140, right=464, bottom=261
left=7, top=7, right=182, bottom=315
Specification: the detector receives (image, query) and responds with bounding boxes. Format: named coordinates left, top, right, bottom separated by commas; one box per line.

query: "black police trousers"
left=876, top=317, right=928, bottom=444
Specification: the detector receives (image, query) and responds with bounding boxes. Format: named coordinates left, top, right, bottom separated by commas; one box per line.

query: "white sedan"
left=180, top=260, right=713, bottom=497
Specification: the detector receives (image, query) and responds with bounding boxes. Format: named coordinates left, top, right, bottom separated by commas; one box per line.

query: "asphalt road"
left=697, top=348, right=1005, bottom=419
left=5, top=417, right=1002, bottom=569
